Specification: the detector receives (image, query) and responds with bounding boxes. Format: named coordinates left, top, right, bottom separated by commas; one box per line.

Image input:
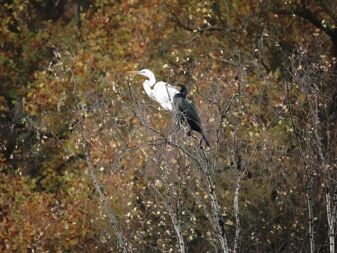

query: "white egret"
left=128, top=69, right=179, bottom=111
left=173, top=85, right=210, bottom=147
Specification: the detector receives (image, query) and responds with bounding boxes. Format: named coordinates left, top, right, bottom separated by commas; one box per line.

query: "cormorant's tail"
left=201, top=132, right=210, bottom=147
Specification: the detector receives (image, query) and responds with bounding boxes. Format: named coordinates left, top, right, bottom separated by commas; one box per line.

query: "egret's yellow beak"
left=127, top=71, right=140, bottom=75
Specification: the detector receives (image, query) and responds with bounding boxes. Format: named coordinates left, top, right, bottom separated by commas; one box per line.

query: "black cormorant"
left=173, top=85, right=210, bottom=147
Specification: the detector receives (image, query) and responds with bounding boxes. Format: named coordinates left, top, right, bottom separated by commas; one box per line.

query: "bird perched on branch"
left=127, top=69, right=179, bottom=111
left=173, top=85, right=210, bottom=147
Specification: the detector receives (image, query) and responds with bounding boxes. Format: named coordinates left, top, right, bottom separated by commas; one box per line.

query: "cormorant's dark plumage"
left=173, top=85, right=210, bottom=147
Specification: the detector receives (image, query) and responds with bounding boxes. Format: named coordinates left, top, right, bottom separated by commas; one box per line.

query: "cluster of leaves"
left=1, top=0, right=336, bottom=252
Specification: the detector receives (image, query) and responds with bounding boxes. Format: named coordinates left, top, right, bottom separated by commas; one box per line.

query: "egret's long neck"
left=143, top=73, right=156, bottom=93
left=145, top=73, right=156, bottom=87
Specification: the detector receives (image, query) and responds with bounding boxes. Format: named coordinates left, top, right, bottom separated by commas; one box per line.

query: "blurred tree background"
left=0, top=0, right=336, bottom=252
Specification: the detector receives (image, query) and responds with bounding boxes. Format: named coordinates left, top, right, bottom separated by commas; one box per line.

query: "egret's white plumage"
left=128, top=69, right=179, bottom=111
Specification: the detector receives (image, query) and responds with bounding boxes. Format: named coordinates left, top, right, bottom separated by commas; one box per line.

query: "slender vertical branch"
left=232, top=140, right=244, bottom=253
left=233, top=172, right=242, bottom=253
left=175, top=156, right=185, bottom=253
left=284, top=81, right=308, bottom=169
left=307, top=178, right=315, bottom=253
left=205, top=172, right=229, bottom=253
left=326, top=186, right=335, bottom=253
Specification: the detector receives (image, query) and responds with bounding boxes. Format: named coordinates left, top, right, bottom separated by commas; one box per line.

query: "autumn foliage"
left=1, top=0, right=337, bottom=252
